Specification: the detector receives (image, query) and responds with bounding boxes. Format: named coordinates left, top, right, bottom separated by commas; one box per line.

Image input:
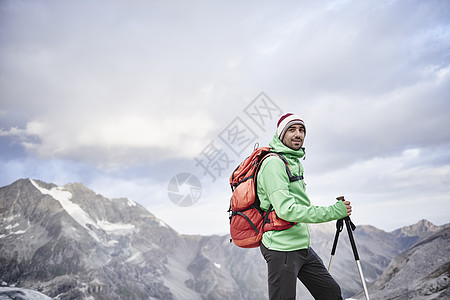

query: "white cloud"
left=305, top=145, right=450, bottom=230
left=0, top=127, right=23, bottom=136
left=1, top=109, right=219, bottom=166
left=300, top=62, right=450, bottom=174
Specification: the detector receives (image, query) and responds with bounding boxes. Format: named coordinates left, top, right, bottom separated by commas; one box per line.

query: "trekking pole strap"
left=344, top=217, right=360, bottom=261
left=336, top=218, right=344, bottom=231
left=330, top=219, right=344, bottom=256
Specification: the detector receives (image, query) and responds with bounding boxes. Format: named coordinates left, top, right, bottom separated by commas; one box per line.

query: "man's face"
left=282, top=124, right=305, bottom=150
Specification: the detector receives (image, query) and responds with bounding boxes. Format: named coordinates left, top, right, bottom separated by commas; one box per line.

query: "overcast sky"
left=1, top=0, right=449, bottom=235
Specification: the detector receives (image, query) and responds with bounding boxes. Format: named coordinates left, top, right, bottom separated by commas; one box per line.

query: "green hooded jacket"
left=257, top=133, right=347, bottom=251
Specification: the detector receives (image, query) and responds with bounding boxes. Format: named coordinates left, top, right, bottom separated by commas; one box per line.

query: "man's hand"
left=336, top=196, right=352, bottom=216
left=343, top=200, right=352, bottom=216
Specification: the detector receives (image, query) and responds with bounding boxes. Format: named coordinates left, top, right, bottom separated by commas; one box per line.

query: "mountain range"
left=0, top=179, right=448, bottom=299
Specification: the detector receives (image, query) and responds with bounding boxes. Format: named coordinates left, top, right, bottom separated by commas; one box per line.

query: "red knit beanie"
left=277, top=113, right=306, bottom=140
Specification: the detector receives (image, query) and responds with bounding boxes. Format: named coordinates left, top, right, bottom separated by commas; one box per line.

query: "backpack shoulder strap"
left=264, top=152, right=303, bottom=182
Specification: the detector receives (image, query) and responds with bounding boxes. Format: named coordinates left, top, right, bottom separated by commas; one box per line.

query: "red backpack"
left=228, top=147, right=303, bottom=248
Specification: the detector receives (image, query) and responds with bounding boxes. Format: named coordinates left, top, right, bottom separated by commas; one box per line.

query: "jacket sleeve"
left=258, top=157, right=347, bottom=223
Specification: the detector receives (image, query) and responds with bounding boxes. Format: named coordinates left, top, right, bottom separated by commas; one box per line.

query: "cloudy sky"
left=1, top=0, right=449, bottom=235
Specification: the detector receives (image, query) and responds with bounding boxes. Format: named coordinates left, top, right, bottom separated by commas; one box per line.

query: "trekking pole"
left=329, top=196, right=370, bottom=300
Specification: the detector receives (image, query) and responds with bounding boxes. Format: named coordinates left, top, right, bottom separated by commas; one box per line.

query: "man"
left=257, top=113, right=352, bottom=300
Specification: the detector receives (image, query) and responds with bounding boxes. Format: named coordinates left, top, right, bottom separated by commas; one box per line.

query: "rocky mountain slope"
left=0, top=179, right=448, bottom=299
left=351, top=226, right=450, bottom=299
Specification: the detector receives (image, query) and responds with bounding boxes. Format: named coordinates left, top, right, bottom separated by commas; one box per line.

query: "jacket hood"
left=269, top=132, right=305, bottom=159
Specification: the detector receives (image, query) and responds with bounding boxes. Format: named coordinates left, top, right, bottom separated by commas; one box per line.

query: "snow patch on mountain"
left=30, top=180, right=135, bottom=240
left=30, top=179, right=96, bottom=232
left=97, top=220, right=135, bottom=233
left=0, top=219, right=31, bottom=238
left=8, top=228, right=28, bottom=235
left=5, top=223, right=19, bottom=230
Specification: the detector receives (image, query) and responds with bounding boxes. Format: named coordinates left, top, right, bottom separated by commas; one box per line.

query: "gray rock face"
left=0, top=179, right=448, bottom=299
left=0, top=286, right=53, bottom=300
left=351, top=227, right=450, bottom=300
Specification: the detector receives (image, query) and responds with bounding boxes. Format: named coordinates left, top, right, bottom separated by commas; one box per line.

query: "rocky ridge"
left=351, top=226, right=450, bottom=299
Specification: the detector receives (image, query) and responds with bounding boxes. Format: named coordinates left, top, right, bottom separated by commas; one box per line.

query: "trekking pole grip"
left=336, top=196, right=350, bottom=221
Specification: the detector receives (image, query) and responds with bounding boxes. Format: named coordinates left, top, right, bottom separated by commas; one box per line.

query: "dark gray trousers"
left=260, top=243, right=343, bottom=300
